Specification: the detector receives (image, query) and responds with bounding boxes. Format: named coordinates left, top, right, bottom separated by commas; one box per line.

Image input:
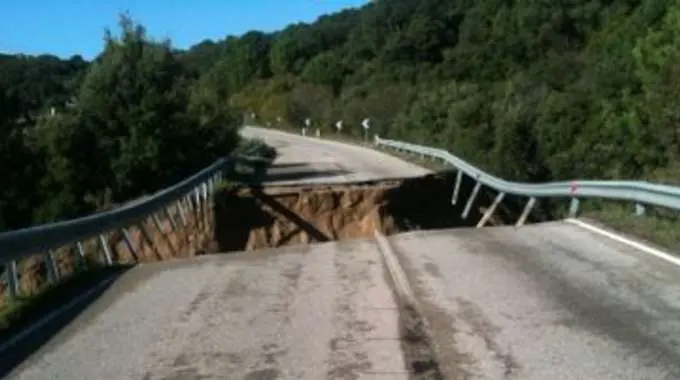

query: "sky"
left=0, top=0, right=369, bottom=60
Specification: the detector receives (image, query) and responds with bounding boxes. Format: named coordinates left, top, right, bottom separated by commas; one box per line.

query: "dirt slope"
left=212, top=171, right=550, bottom=252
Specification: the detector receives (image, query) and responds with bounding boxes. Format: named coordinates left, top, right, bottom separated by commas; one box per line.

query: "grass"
left=233, top=137, right=278, bottom=162
left=579, top=203, right=680, bottom=252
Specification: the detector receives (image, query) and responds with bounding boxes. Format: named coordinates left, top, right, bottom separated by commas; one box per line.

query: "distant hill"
left=4, top=0, right=680, bottom=231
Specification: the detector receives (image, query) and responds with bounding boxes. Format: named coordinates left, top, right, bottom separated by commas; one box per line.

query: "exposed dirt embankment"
left=0, top=170, right=555, bottom=347
left=213, top=171, right=553, bottom=252
left=1, top=170, right=554, bottom=307
left=0, top=201, right=214, bottom=306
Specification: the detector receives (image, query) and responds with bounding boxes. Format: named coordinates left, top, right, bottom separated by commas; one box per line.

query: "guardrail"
left=261, top=123, right=680, bottom=227
left=372, top=134, right=680, bottom=227
left=0, top=155, right=269, bottom=300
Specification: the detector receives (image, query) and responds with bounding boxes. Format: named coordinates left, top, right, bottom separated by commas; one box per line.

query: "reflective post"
left=462, top=181, right=482, bottom=219
left=477, top=192, right=505, bottom=228
left=451, top=170, right=463, bottom=205
left=516, top=197, right=536, bottom=227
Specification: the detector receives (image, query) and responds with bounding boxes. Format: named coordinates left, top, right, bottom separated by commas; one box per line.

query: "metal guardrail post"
left=7, top=260, right=20, bottom=298
left=137, top=221, right=160, bottom=259
left=569, top=198, right=580, bottom=218
left=176, top=199, right=188, bottom=227
left=477, top=192, right=505, bottom=228
left=202, top=182, right=209, bottom=231
left=462, top=181, right=482, bottom=219
left=98, top=234, right=114, bottom=265
left=164, top=207, right=178, bottom=232
left=207, top=178, right=215, bottom=226
left=516, top=197, right=536, bottom=227
left=194, top=187, right=201, bottom=212
left=452, top=171, right=463, bottom=205
left=197, top=186, right=205, bottom=230
left=193, top=187, right=200, bottom=227
left=183, top=194, right=192, bottom=214
left=75, top=241, right=86, bottom=269
left=45, top=250, right=59, bottom=284
left=635, top=203, right=646, bottom=216
left=121, top=228, right=139, bottom=261
left=152, top=213, right=177, bottom=255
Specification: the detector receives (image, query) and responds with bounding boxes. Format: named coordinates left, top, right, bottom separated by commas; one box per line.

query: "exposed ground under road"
left=390, top=221, right=680, bottom=379
left=7, top=127, right=680, bottom=379
left=2, top=127, right=433, bottom=380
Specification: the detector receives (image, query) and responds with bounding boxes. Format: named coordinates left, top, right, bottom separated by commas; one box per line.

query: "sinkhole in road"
left=0, top=169, right=556, bottom=353
left=211, top=170, right=554, bottom=252
left=0, top=170, right=555, bottom=311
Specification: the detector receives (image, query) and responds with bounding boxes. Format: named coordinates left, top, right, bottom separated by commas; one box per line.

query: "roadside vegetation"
left=4, top=3, right=680, bottom=243
left=2, top=0, right=680, bottom=342
left=0, top=15, right=278, bottom=335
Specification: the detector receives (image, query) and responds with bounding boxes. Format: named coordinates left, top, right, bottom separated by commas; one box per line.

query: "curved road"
left=390, top=221, right=680, bottom=379
left=3, top=127, right=428, bottom=380
left=241, top=126, right=429, bottom=184
left=5, top=127, right=680, bottom=379
left=247, top=128, right=680, bottom=378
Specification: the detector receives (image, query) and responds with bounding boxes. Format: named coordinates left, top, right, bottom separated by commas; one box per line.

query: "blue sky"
left=0, top=0, right=369, bottom=59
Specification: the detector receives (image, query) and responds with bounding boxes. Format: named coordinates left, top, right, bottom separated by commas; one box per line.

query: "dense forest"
left=0, top=16, right=242, bottom=231
left=3, top=0, right=680, bottom=231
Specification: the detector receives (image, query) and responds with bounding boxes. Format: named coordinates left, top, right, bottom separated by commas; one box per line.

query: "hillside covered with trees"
left=0, top=16, right=241, bottom=231
left=206, top=0, right=680, bottom=184
left=3, top=0, right=680, bottom=231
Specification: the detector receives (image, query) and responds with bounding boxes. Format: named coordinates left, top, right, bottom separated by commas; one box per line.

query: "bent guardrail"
left=372, top=134, right=680, bottom=227
left=0, top=155, right=269, bottom=300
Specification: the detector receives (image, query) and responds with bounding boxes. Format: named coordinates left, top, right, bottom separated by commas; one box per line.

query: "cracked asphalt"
left=4, top=127, right=427, bottom=380
left=7, top=127, right=680, bottom=379
left=390, top=222, right=680, bottom=379
left=5, top=240, right=413, bottom=380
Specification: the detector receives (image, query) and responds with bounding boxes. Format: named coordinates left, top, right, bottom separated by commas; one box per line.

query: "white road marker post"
left=303, top=117, right=311, bottom=136
left=362, top=118, right=370, bottom=143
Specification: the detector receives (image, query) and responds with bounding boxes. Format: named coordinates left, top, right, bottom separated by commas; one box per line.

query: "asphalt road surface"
left=390, top=222, right=680, bottom=379
left=7, top=127, right=680, bottom=379
left=3, top=129, right=428, bottom=380
left=5, top=240, right=413, bottom=380
left=240, top=126, right=429, bottom=184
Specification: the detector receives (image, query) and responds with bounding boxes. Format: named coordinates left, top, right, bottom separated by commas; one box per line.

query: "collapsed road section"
left=1, top=172, right=546, bottom=379
left=212, top=171, right=546, bottom=252
left=1, top=170, right=540, bottom=307
left=4, top=234, right=443, bottom=380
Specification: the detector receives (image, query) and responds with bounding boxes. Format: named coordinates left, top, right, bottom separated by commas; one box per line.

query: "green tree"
left=34, top=14, right=240, bottom=223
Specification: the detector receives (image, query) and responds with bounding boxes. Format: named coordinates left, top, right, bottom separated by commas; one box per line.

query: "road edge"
left=243, top=126, right=433, bottom=176
left=565, top=217, right=680, bottom=267
left=0, top=274, right=119, bottom=355
left=373, top=230, right=446, bottom=380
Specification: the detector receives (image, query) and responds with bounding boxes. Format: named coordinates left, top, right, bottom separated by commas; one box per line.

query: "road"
left=240, top=126, right=429, bottom=184
left=7, top=241, right=415, bottom=380
left=390, top=222, right=680, bottom=379
left=7, top=127, right=680, bottom=379
left=3, top=127, right=426, bottom=380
